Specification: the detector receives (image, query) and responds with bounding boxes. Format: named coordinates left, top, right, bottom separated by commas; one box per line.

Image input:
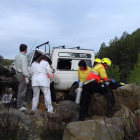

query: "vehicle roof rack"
left=36, top=41, right=50, bottom=54
left=52, top=45, right=65, bottom=49
left=68, top=46, right=80, bottom=49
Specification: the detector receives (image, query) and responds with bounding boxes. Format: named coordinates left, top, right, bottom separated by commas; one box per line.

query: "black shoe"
left=79, top=114, right=88, bottom=121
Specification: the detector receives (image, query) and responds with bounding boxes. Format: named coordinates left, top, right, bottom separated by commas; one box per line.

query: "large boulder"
left=113, top=105, right=138, bottom=140
left=63, top=105, right=138, bottom=140
left=88, top=93, right=111, bottom=117
left=55, top=100, right=80, bottom=122
left=88, top=84, right=140, bottom=118
left=63, top=118, right=124, bottom=140
left=113, top=84, right=140, bottom=112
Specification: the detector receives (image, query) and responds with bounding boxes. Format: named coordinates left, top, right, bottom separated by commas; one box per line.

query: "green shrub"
left=0, top=109, right=28, bottom=140
left=128, top=54, right=140, bottom=85
left=106, top=64, right=121, bottom=81
left=39, top=120, right=66, bottom=140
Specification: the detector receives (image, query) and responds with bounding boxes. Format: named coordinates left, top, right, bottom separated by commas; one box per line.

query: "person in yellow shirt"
left=77, top=60, right=91, bottom=87
left=79, top=58, right=121, bottom=121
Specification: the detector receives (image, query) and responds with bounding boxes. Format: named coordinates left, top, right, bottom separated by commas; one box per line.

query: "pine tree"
left=106, top=64, right=121, bottom=82
left=0, top=55, right=3, bottom=64
left=128, top=53, right=140, bottom=84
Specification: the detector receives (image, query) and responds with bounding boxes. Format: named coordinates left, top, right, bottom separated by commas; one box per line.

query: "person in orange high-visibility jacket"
left=79, top=58, right=121, bottom=121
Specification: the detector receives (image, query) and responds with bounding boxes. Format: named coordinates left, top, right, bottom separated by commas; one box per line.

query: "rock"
left=63, top=119, right=124, bottom=140
left=59, top=100, right=79, bottom=111
left=88, top=93, right=111, bottom=117
left=34, top=110, right=44, bottom=119
left=55, top=100, right=80, bottom=122
left=113, top=84, right=140, bottom=112
left=29, top=110, right=48, bottom=126
left=88, top=84, right=140, bottom=118
left=47, top=112, right=62, bottom=123
left=0, top=101, right=5, bottom=110
left=56, top=92, right=64, bottom=101
left=23, top=118, right=32, bottom=125
left=85, top=115, right=108, bottom=121
left=113, top=105, right=138, bottom=139
left=134, top=109, right=140, bottom=116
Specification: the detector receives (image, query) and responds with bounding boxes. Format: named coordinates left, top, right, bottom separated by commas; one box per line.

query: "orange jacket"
left=47, top=65, right=55, bottom=80
left=86, top=64, right=108, bottom=84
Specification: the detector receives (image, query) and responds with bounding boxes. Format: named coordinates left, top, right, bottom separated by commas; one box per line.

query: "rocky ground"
left=0, top=91, right=79, bottom=140
left=63, top=84, right=140, bottom=140
left=0, top=84, right=140, bottom=140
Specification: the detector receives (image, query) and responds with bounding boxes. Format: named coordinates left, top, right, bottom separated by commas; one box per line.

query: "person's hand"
left=79, top=82, right=83, bottom=88
left=25, top=77, right=29, bottom=84
left=77, top=79, right=80, bottom=84
left=111, top=79, right=115, bottom=83
left=53, top=69, right=55, bottom=73
left=82, top=82, right=85, bottom=86
left=79, top=82, right=85, bottom=88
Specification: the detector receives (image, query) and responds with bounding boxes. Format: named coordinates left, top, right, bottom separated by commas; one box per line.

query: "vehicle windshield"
left=27, top=51, right=34, bottom=66
left=27, top=50, right=52, bottom=66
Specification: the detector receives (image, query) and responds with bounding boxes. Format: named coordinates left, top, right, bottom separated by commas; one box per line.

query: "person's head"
left=78, top=60, right=87, bottom=70
left=93, top=58, right=101, bottom=66
left=101, top=58, right=111, bottom=69
left=36, top=55, right=48, bottom=63
left=20, top=44, right=27, bottom=54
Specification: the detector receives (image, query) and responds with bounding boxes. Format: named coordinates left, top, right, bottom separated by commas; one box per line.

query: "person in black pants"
left=48, top=59, right=57, bottom=107
left=79, top=58, right=121, bottom=121
left=79, top=80, right=110, bottom=121
left=50, top=80, right=57, bottom=106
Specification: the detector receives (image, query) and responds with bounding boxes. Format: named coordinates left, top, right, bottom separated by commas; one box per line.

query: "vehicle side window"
left=57, top=59, right=72, bottom=70
left=57, top=59, right=92, bottom=71
left=59, top=52, right=91, bottom=58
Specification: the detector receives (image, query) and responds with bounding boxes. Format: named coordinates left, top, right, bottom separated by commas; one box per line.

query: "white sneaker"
left=18, top=106, right=27, bottom=111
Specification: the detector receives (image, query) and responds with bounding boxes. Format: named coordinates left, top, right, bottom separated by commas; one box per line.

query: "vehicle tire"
left=70, top=83, right=79, bottom=99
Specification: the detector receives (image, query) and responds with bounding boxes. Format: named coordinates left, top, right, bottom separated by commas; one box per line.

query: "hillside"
left=1, top=59, right=14, bottom=66
left=96, top=28, right=140, bottom=81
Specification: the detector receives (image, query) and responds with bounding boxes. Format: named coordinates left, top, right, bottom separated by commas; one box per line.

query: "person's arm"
left=21, top=56, right=29, bottom=84
left=99, top=68, right=113, bottom=82
left=104, top=78, right=113, bottom=82
left=78, top=69, right=80, bottom=80
left=77, top=69, right=80, bottom=83
left=21, top=56, right=29, bottom=77
left=45, top=62, right=53, bottom=81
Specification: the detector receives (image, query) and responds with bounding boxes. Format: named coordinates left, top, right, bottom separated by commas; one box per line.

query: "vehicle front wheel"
left=70, top=83, right=79, bottom=99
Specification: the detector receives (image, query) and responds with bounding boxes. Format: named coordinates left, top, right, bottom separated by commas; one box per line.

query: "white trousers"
left=32, top=86, right=53, bottom=113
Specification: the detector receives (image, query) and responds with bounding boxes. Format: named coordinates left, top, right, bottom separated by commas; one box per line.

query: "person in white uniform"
left=31, top=55, right=53, bottom=113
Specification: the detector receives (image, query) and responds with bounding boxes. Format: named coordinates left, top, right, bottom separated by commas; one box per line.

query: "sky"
left=0, top=0, right=140, bottom=59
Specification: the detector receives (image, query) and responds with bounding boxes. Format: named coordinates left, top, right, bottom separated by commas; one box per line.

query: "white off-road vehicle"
left=13, top=42, right=95, bottom=98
